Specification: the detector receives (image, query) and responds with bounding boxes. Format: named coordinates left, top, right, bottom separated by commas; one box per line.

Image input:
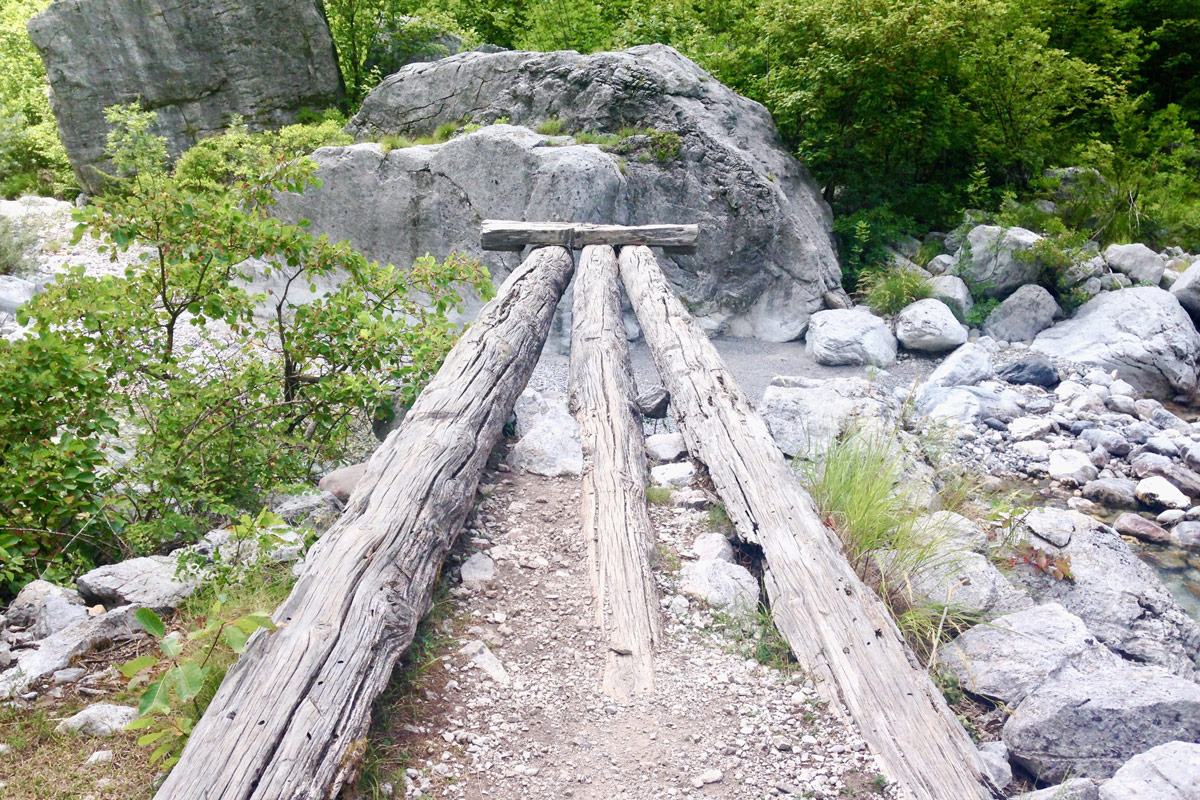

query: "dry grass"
left=0, top=704, right=155, bottom=799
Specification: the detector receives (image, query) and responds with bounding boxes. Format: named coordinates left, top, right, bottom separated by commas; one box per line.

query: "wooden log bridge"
left=158, top=222, right=995, bottom=800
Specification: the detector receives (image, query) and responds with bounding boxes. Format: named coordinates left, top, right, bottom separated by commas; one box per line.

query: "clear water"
left=1128, top=540, right=1200, bottom=622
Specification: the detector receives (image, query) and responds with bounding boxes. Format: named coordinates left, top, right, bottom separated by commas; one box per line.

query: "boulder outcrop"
left=280, top=45, right=840, bottom=341
left=27, top=0, right=343, bottom=193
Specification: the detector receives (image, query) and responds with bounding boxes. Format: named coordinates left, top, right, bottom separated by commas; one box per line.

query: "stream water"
left=1130, top=540, right=1200, bottom=620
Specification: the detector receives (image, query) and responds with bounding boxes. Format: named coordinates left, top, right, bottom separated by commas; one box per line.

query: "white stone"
left=56, top=704, right=138, bottom=737
left=1104, top=243, right=1165, bottom=285
left=651, top=461, right=696, bottom=488
left=895, top=298, right=968, bottom=352
left=692, top=532, right=734, bottom=563
left=1009, top=417, right=1053, bottom=441
left=1136, top=476, right=1189, bottom=510
left=459, top=640, right=510, bottom=686
left=459, top=553, right=495, bottom=592
left=679, top=560, right=758, bottom=614
left=1049, top=450, right=1098, bottom=486
left=645, top=432, right=687, bottom=463
left=804, top=309, right=897, bottom=367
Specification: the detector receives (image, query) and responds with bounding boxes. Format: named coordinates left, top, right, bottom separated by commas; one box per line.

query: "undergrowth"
left=855, top=269, right=933, bottom=316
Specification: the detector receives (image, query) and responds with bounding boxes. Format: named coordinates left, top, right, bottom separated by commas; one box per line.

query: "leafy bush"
left=0, top=108, right=493, bottom=596
left=0, top=215, right=34, bottom=275
left=856, top=269, right=933, bottom=316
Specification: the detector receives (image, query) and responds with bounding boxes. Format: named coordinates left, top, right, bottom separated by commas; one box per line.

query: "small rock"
left=85, top=750, right=113, bottom=765
left=645, top=432, right=687, bottom=463
left=651, top=461, right=696, bottom=488
left=459, top=553, right=495, bottom=592
left=1136, top=475, right=1189, bottom=510
left=997, top=354, right=1059, bottom=388
left=977, top=741, right=1012, bottom=790
left=1113, top=513, right=1170, bottom=544
left=1049, top=450, right=1098, bottom=487
left=635, top=387, right=670, bottom=418
left=56, top=704, right=139, bottom=736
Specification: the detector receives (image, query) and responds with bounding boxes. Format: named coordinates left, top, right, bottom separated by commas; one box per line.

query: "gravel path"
left=373, top=471, right=892, bottom=800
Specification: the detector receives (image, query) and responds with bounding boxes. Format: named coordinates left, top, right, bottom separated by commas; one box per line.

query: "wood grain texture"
left=481, top=220, right=699, bottom=254
left=568, top=245, right=661, bottom=702
left=617, top=245, right=998, bottom=800
left=155, top=246, right=576, bottom=800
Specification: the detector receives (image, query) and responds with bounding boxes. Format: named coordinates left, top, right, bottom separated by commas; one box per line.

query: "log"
left=617, top=246, right=997, bottom=800
left=481, top=219, right=699, bottom=254
left=155, top=246, right=576, bottom=800
left=568, top=245, right=661, bottom=702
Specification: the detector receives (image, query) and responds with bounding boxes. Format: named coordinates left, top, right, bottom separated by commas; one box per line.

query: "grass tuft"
left=645, top=486, right=673, bottom=505
left=856, top=268, right=933, bottom=315
left=535, top=118, right=564, bottom=136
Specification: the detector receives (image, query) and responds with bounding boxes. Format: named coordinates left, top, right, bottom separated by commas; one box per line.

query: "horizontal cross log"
left=481, top=220, right=699, bottom=254
left=618, top=245, right=998, bottom=800
left=568, top=244, right=661, bottom=702
left=154, top=246, right=576, bottom=800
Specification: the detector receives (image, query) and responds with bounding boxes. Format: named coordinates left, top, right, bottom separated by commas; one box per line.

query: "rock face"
left=804, top=309, right=897, bottom=367
left=292, top=45, right=840, bottom=342
left=956, top=225, right=1042, bottom=299
left=895, top=298, right=967, bottom=352
left=983, top=285, right=1060, bottom=343
left=27, top=0, right=343, bottom=193
left=1031, top=287, right=1200, bottom=398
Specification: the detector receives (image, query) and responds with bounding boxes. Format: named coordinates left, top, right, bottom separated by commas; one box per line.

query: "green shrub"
left=0, top=216, right=34, bottom=276
left=856, top=269, right=933, bottom=316
left=0, top=108, right=494, bottom=595
left=535, top=118, right=564, bottom=136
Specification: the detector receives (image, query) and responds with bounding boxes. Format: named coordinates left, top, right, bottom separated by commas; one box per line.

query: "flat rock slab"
left=1098, top=740, right=1200, bottom=799
left=0, top=607, right=140, bottom=698
left=1003, top=660, right=1200, bottom=782
left=1010, top=511, right=1200, bottom=678
left=76, top=555, right=196, bottom=611
left=939, top=603, right=1111, bottom=706
left=7, top=579, right=87, bottom=639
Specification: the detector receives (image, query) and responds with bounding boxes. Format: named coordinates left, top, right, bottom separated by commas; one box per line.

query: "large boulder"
left=805, top=309, right=897, bottom=367
left=27, top=0, right=343, bottom=193
left=956, top=225, right=1042, bottom=299
left=758, top=376, right=889, bottom=458
left=929, top=274, right=973, bottom=320
left=1103, top=243, right=1165, bottom=286
left=939, top=603, right=1111, bottom=706
left=983, top=285, right=1060, bottom=343
left=895, top=298, right=967, bottom=352
left=1009, top=511, right=1200, bottom=678
left=1169, top=260, right=1200, bottom=323
left=923, top=342, right=994, bottom=390
left=7, top=579, right=88, bottom=639
left=1002, top=660, right=1200, bottom=782
left=1031, top=287, right=1200, bottom=398
left=288, top=45, right=840, bottom=342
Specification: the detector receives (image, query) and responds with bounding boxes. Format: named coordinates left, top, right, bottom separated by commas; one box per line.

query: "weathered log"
left=568, top=245, right=661, bottom=702
left=617, top=246, right=997, bottom=800
left=155, top=246, right=576, bottom=800
left=481, top=219, right=699, bottom=254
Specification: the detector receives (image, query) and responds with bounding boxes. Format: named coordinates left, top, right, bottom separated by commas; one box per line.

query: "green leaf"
left=149, top=738, right=176, bottom=763
left=135, top=607, right=166, bottom=638
left=173, top=662, right=207, bottom=702
left=222, top=624, right=249, bottom=654
left=119, top=654, right=158, bottom=679
left=232, top=612, right=276, bottom=633
left=123, top=715, right=157, bottom=731
left=159, top=636, right=182, bottom=659
left=137, top=730, right=168, bottom=746
left=138, top=679, right=170, bottom=715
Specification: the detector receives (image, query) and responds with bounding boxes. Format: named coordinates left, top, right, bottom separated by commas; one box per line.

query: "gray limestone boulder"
left=1009, top=511, right=1200, bottom=678
left=1168, top=260, right=1200, bottom=323
left=977, top=741, right=1013, bottom=791
left=805, top=309, right=897, bottom=367
left=929, top=274, right=973, bottom=320
left=1098, top=741, right=1200, bottom=800
left=308, top=45, right=841, bottom=342
left=923, top=342, right=994, bottom=390
left=899, top=550, right=1031, bottom=618
left=1103, top=243, right=1166, bottom=286
left=1031, top=288, right=1200, bottom=398
left=956, top=225, right=1042, bottom=299
left=7, top=579, right=88, bottom=639
left=645, top=432, right=688, bottom=463
left=76, top=556, right=196, bottom=611
left=1003, top=660, right=1200, bottom=782
left=895, top=298, right=968, bottom=352
left=679, top=559, right=758, bottom=614
left=317, top=462, right=367, bottom=503
left=27, top=0, right=343, bottom=193
left=1018, top=780, right=1099, bottom=800
left=939, top=603, right=1112, bottom=706
left=758, top=376, right=889, bottom=458
left=459, top=552, right=495, bottom=592
left=0, top=275, right=36, bottom=315
left=983, top=285, right=1061, bottom=343
left=507, top=388, right=582, bottom=478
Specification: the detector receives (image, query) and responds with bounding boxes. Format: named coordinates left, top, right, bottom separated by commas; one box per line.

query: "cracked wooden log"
left=481, top=219, right=699, bottom=254
left=154, top=246, right=575, bottom=800
left=568, top=245, right=661, bottom=702
left=617, top=245, right=997, bottom=800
